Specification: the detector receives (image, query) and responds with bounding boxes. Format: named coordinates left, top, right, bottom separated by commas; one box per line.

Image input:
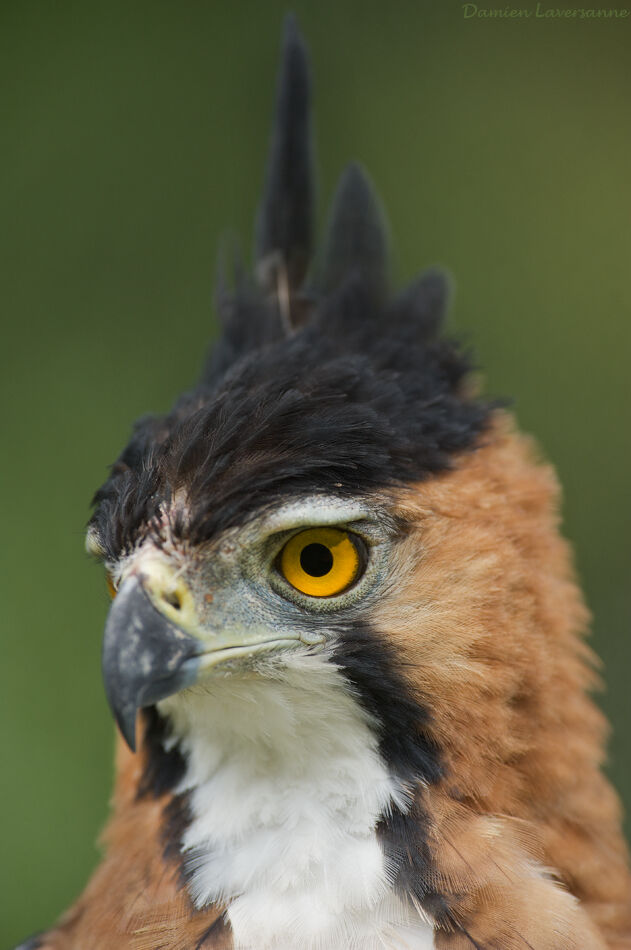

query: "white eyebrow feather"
left=257, top=495, right=378, bottom=535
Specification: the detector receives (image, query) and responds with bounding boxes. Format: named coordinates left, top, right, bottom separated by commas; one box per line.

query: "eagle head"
left=87, top=16, right=491, bottom=760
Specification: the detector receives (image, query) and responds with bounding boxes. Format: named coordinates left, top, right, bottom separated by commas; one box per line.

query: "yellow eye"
left=106, top=573, right=117, bottom=599
left=279, top=527, right=362, bottom=597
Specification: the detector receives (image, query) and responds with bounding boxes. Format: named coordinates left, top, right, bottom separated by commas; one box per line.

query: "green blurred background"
left=1, top=0, right=630, bottom=944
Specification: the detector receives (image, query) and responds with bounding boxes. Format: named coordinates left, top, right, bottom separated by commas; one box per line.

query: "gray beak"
left=102, top=575, right=201, bottom=751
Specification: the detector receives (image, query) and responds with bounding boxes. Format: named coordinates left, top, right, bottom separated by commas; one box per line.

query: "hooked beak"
left=101, top=575, right=201, bottom=751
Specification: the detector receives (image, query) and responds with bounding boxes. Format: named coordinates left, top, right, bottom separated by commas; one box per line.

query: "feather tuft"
left=255, top=14, right=314, bottom=321
left=390, top=267, right=452, bottom=339
left=317, top=162, right=389, bottom=298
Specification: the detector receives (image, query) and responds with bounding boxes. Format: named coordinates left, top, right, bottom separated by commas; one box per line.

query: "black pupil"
left=300, top=542, right=334, bottom=577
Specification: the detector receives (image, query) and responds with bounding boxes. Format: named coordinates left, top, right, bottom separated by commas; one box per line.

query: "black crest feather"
left=90, top=18, right=493, bottom=559
left=390, top=267, right=452, bottom=340
left=255, top=14, right=314, bottom=315
left=317, top=162, right=389, bottom=297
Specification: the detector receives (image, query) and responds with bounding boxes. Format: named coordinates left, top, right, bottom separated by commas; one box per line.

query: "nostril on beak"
left=163, top=589, right=182, bottom=611
left=137, top=565, right=192, bottom=620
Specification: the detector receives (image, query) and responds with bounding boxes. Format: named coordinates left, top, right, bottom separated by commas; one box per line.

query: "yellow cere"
left=279, top=527, right=360, bottom=597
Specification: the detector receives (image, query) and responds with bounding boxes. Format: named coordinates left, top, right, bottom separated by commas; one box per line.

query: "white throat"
left=160, top=654, right=435, bottom=950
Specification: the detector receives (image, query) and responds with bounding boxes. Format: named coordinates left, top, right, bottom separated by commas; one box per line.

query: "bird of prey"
left=18, top=16, right=631, bottom=950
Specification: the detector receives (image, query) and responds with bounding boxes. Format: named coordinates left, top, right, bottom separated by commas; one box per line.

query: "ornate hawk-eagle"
left=19, top=16, right=631, bottom=950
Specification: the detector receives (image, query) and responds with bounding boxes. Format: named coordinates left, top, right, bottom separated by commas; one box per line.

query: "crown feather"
left=389, top=267, right=451, bottom=340
left=316, top=162, right=389, bottom=298
left=255, top=14, right=314, bottom=320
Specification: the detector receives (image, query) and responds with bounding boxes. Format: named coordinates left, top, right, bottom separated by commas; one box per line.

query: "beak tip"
left=102, top=575, right=201, bottom=753
left=115, top=705, right=139, bottom=753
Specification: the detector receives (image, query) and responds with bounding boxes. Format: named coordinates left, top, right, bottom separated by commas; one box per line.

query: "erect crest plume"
left=90, top=15, right=492, bottom=560
left=254, top=17, right=389, bottom=323
left=255, top=15, right=315, bottom=315
left=207, top=14, right=401, bottom=378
